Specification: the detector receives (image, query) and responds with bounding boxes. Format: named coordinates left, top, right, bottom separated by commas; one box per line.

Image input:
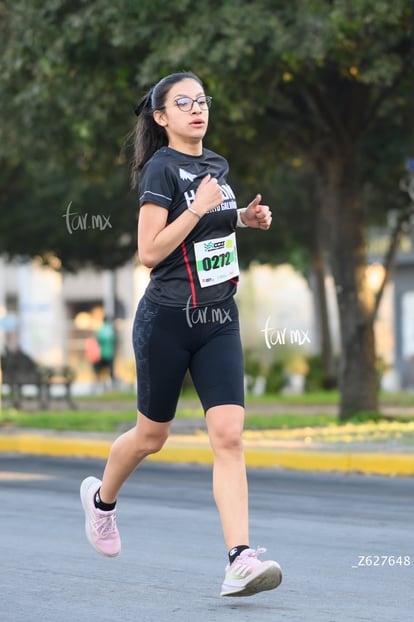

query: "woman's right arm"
left=137, top=174, right=223, bottom=268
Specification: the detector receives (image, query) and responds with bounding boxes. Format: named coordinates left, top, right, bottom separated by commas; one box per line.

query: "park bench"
left=1, top=348, right=76, bottom=409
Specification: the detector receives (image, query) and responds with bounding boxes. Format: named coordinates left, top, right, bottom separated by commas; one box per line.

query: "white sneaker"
left=220, top=547, right=282, bottom=597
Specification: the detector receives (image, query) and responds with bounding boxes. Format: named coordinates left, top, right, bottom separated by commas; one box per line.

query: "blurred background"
left=1, top=0, right=413, bottom=420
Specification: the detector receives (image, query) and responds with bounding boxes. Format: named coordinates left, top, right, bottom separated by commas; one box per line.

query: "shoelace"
left=230, top=547, right=267, bottom=577
left=93, top=513, right=117, bottom=537
left=239, top=547, right=266, bottom=560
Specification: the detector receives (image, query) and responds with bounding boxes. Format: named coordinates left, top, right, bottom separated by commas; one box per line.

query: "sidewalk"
left=1, top=395, right=413, bottom=476
left=0, top=419, right=413, bottom=476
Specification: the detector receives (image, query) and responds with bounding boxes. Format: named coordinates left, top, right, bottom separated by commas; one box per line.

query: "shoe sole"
left=221, top=564, right=282, bottom=597
left=80, top=476, right=120, bottom=558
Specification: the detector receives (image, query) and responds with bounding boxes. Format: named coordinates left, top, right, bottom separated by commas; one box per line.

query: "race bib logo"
left=203, top=240, right=225, bottom=252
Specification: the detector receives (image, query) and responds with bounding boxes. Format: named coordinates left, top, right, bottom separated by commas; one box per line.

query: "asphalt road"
left=1, top=455, right=413, bottom=622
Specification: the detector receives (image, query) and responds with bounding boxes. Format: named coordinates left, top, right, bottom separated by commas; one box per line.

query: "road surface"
left=1, top=454, right=413, bottom=622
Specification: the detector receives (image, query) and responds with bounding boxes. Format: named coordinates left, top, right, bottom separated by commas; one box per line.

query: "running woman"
left=80, top=71, right=282, bottom=598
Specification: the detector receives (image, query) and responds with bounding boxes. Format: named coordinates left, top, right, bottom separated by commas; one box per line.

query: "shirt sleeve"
left=138, top=159, right=176, bottom=210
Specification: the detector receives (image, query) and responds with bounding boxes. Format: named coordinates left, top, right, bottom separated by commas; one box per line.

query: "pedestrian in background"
left=81, top=71, right=282, bottom=597
left=84, top=332, right=101, bottom=389
left=95, top=315, right=116, bottom=389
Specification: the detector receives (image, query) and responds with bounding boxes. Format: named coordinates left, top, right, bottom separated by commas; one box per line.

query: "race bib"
left=194, top=232, right=239, bottom=288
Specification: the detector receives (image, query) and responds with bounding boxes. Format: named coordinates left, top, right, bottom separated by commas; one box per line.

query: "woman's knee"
left=212, top=428, right=244, bottom=454
left=206, top=406, right=245, bottom=454
left=135, top=412, right=171, bottom=455
left=140, top=431, right=168, bottom=455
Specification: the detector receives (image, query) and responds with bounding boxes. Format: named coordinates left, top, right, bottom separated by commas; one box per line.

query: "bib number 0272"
left=194, top=232, right=240, bottom=288
left=202, top=251, right=232, bottom=271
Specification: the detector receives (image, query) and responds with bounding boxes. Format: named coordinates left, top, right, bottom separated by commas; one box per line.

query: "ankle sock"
left=94, top=488, right=116, bottom=511
left=228, top=545, right=250, bottom=565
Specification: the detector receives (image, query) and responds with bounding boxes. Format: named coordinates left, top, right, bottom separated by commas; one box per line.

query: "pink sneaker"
left=80, top=476, right=121, bottom=557
left=220, top=547, right=282, bottom=597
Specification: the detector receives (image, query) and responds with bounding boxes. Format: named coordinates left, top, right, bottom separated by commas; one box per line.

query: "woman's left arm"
left=237, top=194, right=272, bottom=230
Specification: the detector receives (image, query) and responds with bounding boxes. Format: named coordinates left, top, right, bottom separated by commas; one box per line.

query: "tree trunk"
left=311, top=247, right=337, bottom=389
left=315, top=156, right=378, bottom=420
left=309, top=177, right=337, bottom=389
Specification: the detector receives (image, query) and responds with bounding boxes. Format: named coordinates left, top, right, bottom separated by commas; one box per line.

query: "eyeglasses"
left=173, top=95, right=212, bottom=112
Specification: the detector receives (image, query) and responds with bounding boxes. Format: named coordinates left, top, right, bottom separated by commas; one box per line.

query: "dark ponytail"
left=130, top=71, right=204, bottom=188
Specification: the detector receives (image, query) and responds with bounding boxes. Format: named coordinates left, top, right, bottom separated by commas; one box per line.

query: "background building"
left=0, top=229, right=407, bottom=394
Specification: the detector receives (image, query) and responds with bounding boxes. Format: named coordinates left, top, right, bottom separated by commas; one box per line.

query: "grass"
left=1, top=388, right=413, bottom=436
left=1, top=407, right=414, bottom=446
left=33, top=388, right=413, bottom=407
left=246, top=390, right=414, bottom=407
left=1, top=404, right=413, bottom=435
left=0, top=409, right=136, bottom=433
left=78, top=389, right=341, bottom=405
left=79, top=390, right=137, bottom=402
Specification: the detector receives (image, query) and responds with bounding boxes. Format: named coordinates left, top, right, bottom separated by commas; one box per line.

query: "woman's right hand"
left=192, top=174, right=224, bottom=215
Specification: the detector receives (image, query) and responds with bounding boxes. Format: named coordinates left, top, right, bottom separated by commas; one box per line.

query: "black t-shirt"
left=138, top=146, right=240, bottom=307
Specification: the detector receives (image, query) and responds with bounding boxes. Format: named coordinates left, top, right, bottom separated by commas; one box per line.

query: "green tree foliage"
left=0, top=0, right=143, bottom=270
left=2, top=1, right=411, bottom=269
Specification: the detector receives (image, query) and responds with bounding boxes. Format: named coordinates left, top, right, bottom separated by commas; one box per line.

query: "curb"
left=0, top=432, right=413, bottom=476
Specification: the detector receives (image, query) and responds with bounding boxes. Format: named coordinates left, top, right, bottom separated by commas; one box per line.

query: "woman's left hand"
left=241, top=194, right=272, bottom=230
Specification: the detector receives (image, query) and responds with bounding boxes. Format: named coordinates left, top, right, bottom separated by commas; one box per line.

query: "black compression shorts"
left=132, top=294, right=245, bottom=422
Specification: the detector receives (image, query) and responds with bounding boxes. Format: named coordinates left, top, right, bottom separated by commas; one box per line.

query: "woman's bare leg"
left=206, top=404, right=249, bottom=550
left=99, top=411, right=171, bottom=503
